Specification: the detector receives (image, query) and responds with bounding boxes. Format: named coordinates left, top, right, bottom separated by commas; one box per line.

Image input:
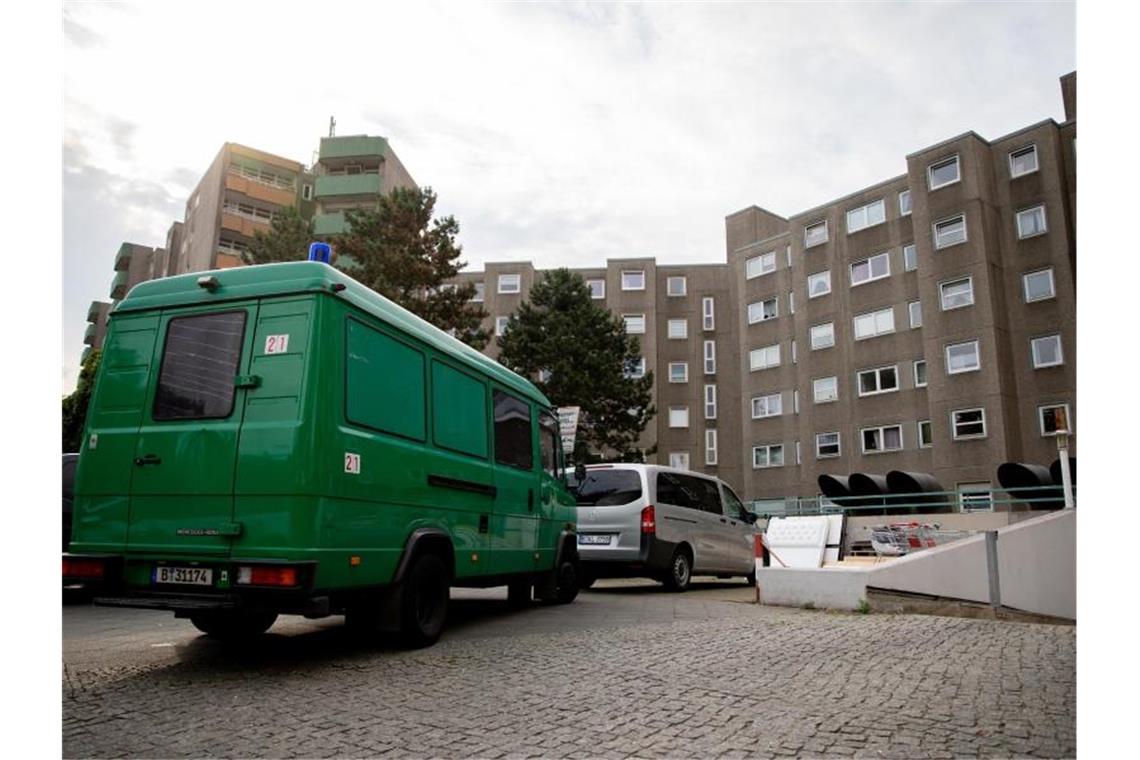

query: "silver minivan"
left=572, top=464, right=757, bottom=591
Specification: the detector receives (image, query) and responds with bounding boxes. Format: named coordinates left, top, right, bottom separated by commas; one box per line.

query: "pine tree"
left=242, top=205, right=313, bottom=265
left=496, top=269, right=655, bottom=462
left=62, top=350, right=101, bottom=452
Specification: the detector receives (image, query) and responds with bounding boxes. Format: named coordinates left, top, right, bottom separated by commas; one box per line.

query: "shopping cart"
left=869, top=522, right=973, bottom=558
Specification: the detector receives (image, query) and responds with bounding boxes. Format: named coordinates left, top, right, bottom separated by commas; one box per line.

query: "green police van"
left=63, top=261, right=580, bottom=647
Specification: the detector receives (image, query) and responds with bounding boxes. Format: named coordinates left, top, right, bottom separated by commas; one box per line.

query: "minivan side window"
left=153, top=311, right=246, bottom=420
left=538, top=411, right=561, bottom=478
left=722, top=485, right=746, bottom=519
left=684, top=475, right=723, bottom=515
left=493, top=390, right=533, bottom=471
left=656, top=472, right=692, bottom=509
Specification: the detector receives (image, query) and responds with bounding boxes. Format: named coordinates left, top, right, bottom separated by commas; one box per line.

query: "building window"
left=498, top=274, right=521, bottom=294
left=621, top=270, right=645, bottom=291
left=1023, top=268, right=1056, bottom=302
left=853, top=307, right=895, bottom=340
left=669, top=452, right=690, bottom=470
left=702, top=297, right=715, bottom=330
left=940, top=276, right=975, bottom=310
left=807, top=270, right=832, bottom=298
left=747, top=298, right=778, bottom=324
left=624, top=357, right=646, bottom=379
left=668, top=362, right=689, bottom=383
left=958, top=483, right=993, bottom=513
left=850, top=252, right=891, bottom=286
left=804, top=220, right=829, bottom=248
left=788, top=291, right=795, bottom=315
left=933, top=214, right=968, bottom=249
left=846, top=199, right=886, bottom=234
left=903, top=243, right=917, bottom=272
left=899, top=189, right=912, bottom=216
left=816, top=432, right=841, bottom=459
left=623, top=314, right=646, bottom=334
left=946, top=340, right=980, bottom=374
left=1039, top=403, right=1072, bottom=436
left=1016, top=205, right=1048, bottom=239
left=862, top=424, right=903, bottom=454
left=810, top=322, right=835, bottom=350
left=495, top=316, right=510, bottom=336
left=1009, top=144, right=1039, bottom=178
left=951, top=407, right=987, bottom=440
left=668, top=407, right=690, bottom=428
left=587, top=279, right=606, bottom=299
left=746, top=251, right=777, bottom=279
left=1031, top=334, right=1064, bottom=368
left=703, top=340, right=716, bottom=374
left=302, top=184, right=313, bottom=201
left=667, top=276, right=687, bottom=296
left=749, top=344, right=781, bottom=371
left=786, top=245, right=792, bottom=268
left=471, top=282, right=485, bottom=302
left=914, top=360, right=928, bottom=388
left=704, top=384, right=717, bottom=419
left=857, top=365, right=899, bottom=397
left=751, top=392, right=783, bottom=419
left=918, top=420, right=933, bottom=448
left=705, top=430, right=718, bottom=466
left=667, top=319, right=688, bottom=339
left=752, top=444, right=784, bottom=468
left=794, top=389, right=800, bottom=413
left=908, top=300, right=923, bottom=329
left=928, top=155, right=961, bottom=190
left=813, top=376, right=838, bottom=404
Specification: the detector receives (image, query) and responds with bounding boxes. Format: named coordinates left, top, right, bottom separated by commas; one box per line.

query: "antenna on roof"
left=329, top=116, right=336, bottom=137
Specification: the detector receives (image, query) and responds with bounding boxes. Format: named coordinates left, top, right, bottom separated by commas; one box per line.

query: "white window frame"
left=815, top=432, right=840, bottom=459
left=857, top=365, right=900, bottom=397
left=918, top=420, right=933, bottom=448
left=945, top=340, right=981, bottom=374
left=704, top=384, right=717, bottom=420
left=667, top=319, right=688, bottom=340
left=804, top=220, right=829, bottom=248
left=861, top=424, right=904, bottom=454
left=747, top=298, right=779, bottom=324
left=1038, top=403, right=1072, bottom=436
left=752, top=444, right=784, bottom=469
left=623, top=314, right=646, bottom=334
left=472, top=282, right=485, bottom=302
left=785, top=246, right=792, bottom=268
left=951, top=407, right=987, bottom=440
left=940, top=276, right=975, bottom=311
left=586, top=278, right=606, bottom=300
left=667, top=276, right=687, bottom=297
left=788, top=291, right=795, bottom=315
left=705, top=430, right=718, bottom=466
left=850, top=252, right=891, bottom=287
left=668, top=362, right=689, bottom=384
left=853, top=307, right=895, bottom=341
left=1031, top=334, right=1064, bottom=368
left=1016, top=204, right=1048, bottom=240
left=498, top=274, right=521, bottom=294
left=668, top=407, right=690, bottom=429
left=810, top=322, right=835, bottom=350
left=1009, top=144, right=1039, bottom=178
left=746, top=251, right=777, bottom=279
left=933, top=214, right=968, bottom=249
left=807, top=270, right=832, bottom=299
left=913, top=360, right=927, bottom=388
left=793, top=390, right=800, bottom=414
left=908, top=300, right=922, bottom=329
left=846, top=199, right=886, bottom=234
left=1023, top=268, right=1056, bottom=303
left=958, top=483, right=993, bottom=513
left=813, top=376, right=838, bottom=404
left=927, top=154, right=961, bottom=190
left=749, top=344, right=781, bottom=371
left=495, top=316, right=510, bottom=336
left=702, top=297, right=715, bottom=330
left=751, top=392, right=783, bottom=419
left=703, top=340, right=716, bottom=375
left=669, top=452, right=690, bottom=470
left=621, top=270, right=645, bottom=291
left=624, top=357, right=646, bottom=379
left=899, top=189, right=912, bottom=216
left=903, top=243, right=917, bottom=272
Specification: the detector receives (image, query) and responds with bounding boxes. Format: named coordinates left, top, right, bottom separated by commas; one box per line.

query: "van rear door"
left=126, top=304, right=258, bottom=556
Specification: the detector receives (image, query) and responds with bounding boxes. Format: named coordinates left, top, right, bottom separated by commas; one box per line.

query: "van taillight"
left=641, top=505, right=656, bottom=534
left=236, top=566, right=299, bottom=587
left=63, top=557, right=104, bottom=578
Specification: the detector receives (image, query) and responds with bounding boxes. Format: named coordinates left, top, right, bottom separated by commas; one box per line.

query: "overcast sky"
left=62, top=1, right=1075, bottom=390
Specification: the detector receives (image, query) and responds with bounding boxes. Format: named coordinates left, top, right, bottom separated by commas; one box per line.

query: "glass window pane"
left=154, top=311, right=246, bottom=420
left=493, top=391, right=533, bottom=470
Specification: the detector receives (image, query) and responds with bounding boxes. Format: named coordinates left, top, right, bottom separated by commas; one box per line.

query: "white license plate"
left=153, top=566, right=213, bottom=586
left=579, top=534, right=611, bottom=545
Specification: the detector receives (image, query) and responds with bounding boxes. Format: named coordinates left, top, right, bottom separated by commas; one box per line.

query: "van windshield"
left=574, top=470, right=642, bottom=506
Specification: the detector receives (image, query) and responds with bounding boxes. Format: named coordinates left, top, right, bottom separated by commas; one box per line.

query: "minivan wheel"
left=189, top=610, right=278, bottom=641
left=398, top=553, right=450, bottom=648
left=663, top=549, right=692, bottom=592
left=552, top=557, right=580, bottom=604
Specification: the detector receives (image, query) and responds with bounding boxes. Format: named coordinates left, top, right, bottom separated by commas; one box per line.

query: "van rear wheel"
left=397, top=553, right=450, bottom=648
left=189, top=610, right=278, bottom=641
left=663, top=548, right=692, bottom=592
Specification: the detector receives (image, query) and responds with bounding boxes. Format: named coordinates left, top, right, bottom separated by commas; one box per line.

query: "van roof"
left=115, top=261, right=552, bottom=408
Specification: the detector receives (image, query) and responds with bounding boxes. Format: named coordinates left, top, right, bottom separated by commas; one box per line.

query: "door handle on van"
left=234, top=374, right=261, bottom=389
left=134, top=454, right=162, bottom=466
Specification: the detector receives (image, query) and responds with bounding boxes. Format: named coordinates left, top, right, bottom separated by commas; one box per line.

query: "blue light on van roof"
left=308, top=242, right=333, bottom=264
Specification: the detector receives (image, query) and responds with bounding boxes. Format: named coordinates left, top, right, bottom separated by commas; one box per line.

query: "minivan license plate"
left=153, top=566, right=213, bottom=586
left=579, top=534, right=611, bottom=545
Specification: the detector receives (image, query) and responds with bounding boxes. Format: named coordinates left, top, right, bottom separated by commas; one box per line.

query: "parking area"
left=63, top=579, right=1075, bottom=758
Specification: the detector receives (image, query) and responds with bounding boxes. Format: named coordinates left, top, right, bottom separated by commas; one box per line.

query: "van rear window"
left=574, top=470, right=642, bottom=506
left=153, top=312, right=246, bottom=420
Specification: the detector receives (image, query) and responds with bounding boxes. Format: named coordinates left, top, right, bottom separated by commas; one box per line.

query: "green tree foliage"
left=334, top=187, right=489, bottom=349
left=496, top=269, right=655, bottom=463
left=242, top=205, right=314, bottom=265
left=62, top=350, right=101, bottom=452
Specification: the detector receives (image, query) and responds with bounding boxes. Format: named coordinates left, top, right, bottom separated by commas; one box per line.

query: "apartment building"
left=312, top=135, right=417, bottom=236
left=453, top=72, right=1076, bottom=506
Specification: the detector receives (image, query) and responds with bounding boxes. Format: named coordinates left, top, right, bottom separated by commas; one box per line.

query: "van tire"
left=552, top=556, right=580, bottom=604
left=397, top=553, right=450, bottom=648
left=507, top=580, right=532, bottom=607
left=663, top=548, right=692, bottom=592
left=190, top=610, right=278, bottom=641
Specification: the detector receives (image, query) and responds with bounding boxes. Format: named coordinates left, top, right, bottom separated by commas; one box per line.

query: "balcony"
left=224, top=172, right=296, bottom=207
left=114, top=243, right=132, bottom=271
left=319, top=135, right=387, bottom=161
left=315, top=173, right=381, bottom=199
left=110, top=270, right=129, bottom=300
left=84, top=323, right=97, bottom=345
left=221, top=212, right=271, bottom=239
left=313, top=212, right=348, bottom=236
left=86, top=300, right=107, bottom=324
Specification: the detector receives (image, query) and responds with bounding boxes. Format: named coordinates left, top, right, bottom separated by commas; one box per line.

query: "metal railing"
left=749, top=485, right=1074, bottom=519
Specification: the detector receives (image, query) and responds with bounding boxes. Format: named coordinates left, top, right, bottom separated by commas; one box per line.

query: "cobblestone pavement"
left=63, top=579, right=1075, bottom=758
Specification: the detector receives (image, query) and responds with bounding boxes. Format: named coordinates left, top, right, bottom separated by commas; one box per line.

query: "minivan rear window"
left=574, top=470, right=642, bottom=506
left=153, top=311, right=246, bottom=420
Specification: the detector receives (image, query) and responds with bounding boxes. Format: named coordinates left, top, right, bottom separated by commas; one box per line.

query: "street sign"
left=557, top=406, right=580, bottom=452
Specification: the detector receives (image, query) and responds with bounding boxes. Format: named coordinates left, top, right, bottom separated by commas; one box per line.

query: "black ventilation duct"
left=997, top=462, right=1063, bottom=509
left=886, top=470, right=952, bottom=513
left=1050, top=457, right=1076, bottom=489
left=818, top=474, right=852, bottom=501
left=848, top=473, right=889, bottom=516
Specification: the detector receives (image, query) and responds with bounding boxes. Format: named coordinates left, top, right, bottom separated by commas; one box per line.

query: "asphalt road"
left=63, top=578, right=1075, bottom=758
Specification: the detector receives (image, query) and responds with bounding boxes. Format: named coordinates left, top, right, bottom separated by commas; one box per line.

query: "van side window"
left=538, top=411, right=560, bottom=477
left=153, top=311, right=246, bottom=420
left=431, top=361, right=488, bottom=459
left=657, top=472, right=698, bottom=511
left=722, top=485, right=746, bottom=518
left=493, top=391, right=533, bottom=470
left=345, top=319, right=426, bottom=441
left=680, top=474, right=722, bottom=514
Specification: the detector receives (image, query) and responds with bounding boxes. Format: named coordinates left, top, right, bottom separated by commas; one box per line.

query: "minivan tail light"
left=236, top=565, right=298, bottom=587
left=63, top=557, right=104, bottom=579
left=641, top=505, right=656, bottom=534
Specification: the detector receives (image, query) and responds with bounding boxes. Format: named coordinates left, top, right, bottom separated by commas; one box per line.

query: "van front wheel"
left=398, top=553, right=450, bottom=648
left=189, top=610, right=278, bottom=641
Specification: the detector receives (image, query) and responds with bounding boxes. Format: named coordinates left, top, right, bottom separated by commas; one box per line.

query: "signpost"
left=1054, top=407, right=1074, bottom=510
left=557, top=406, right=580, bottom=456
